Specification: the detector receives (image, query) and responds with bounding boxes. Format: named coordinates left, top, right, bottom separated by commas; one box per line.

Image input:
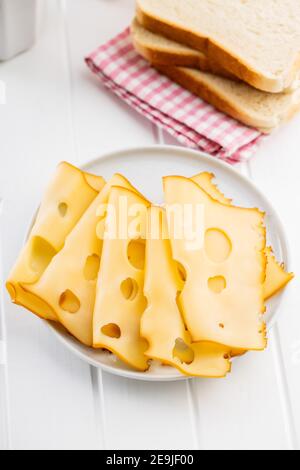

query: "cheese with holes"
left=164, top=176, right=267, bottom=350
left=24, top=175, right=134, bottom=346
left=6, top=162, right=105, bottom=321
left=142, top=206, right=231, bottom=377
left=93, top=186, right=150, bottom=371
left=264, top=247, right=294, bottom=300
left=191, top=173, right=294, bottom=300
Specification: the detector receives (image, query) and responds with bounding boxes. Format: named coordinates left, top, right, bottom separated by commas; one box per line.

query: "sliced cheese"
left=264, top=247, right=294, bottom=300
left=192, top=172, right=232, bottom=205
left=24, top=175, right=134, bottom=346
left=191, top=173, right=294, bottom=300
left=164, top=176, right=267, bottom=350
left=6, top=162, right=105, bottom=321
left=142, top=206, right=231, bottom=377
left=93, top=186, right=151, bottom=371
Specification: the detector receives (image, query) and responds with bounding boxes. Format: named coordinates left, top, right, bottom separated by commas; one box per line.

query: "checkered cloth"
left=86, top=28, right=265, bottom=164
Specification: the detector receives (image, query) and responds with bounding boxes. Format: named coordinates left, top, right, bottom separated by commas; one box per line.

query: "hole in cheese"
left=208, top=276, right=227, bottom=294
left=173, top=338, right=195, bottom=365
left=205, top=229, right=232, bottom=263
left=177, top=262, right=187, bottom=282
left=219, top=323, right=225, bottom=329
left=29, top=236, right=57, bottom=277
left=121, top=278, right=139, bottom=301
left=58, top=202, right=68, bottom=217
left=84, top=254, right=100, bottom=281
left=59, top=290, right=81, bottom=314
left=127, top=239, right=146, bottom=270
left=101, top=323, right=121, bottom=339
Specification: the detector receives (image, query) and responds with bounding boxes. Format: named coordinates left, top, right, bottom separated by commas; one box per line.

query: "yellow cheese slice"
left=264, top=247, right=294, bottom=300
left=142, top=206, right=231, bottom=377
left=6, top=162, right=105, bottom=320
left=93, top=186, right=151, bottom=371
left=191, top=173, right=294, bottom=300
left=23, top=175, right=134, bottom=346
left=164, top=176, right=267, bottom=350
left=192, top=172, right=232, bottom=205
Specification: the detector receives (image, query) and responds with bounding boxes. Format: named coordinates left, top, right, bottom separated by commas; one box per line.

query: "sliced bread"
left=136, top=0, right=300, bottom=93
left=153, top=65, right=300, bottom=131
left=131, top=18, right=235, bottom=80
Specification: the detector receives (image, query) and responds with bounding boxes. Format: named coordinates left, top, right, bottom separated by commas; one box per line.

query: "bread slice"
left=136, top=0, right=300, bottom=93
left=131, top=20, right=300, bottom=130
left=131, top=18, right=235, bottom=80
left=153, top=65, right=300, bottom=131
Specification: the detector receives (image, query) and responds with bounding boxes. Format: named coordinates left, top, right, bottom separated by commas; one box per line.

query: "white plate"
left=30, top=146, right=292, bottom=381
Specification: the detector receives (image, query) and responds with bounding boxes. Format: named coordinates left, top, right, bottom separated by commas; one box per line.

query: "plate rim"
left=27, top=145, right=292, bottom=382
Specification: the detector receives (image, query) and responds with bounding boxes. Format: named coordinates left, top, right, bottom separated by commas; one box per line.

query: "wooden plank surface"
left=0, top=1, right=98, bottom=450
left=0, top=209, right=12, bottom=450
left=250, top=120, right=300, bottom=449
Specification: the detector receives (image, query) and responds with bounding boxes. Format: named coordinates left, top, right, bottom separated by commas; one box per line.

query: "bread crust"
left=153, top=65, right=298, bottom=132
left=131, top=19, right=236, bottom=80
left=137, top=6, right=300, bottom=94
left=132, top=33, right=204, bottom=69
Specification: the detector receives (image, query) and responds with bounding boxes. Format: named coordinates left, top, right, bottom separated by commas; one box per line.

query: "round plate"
left=30, top=146, right=291, bottom=381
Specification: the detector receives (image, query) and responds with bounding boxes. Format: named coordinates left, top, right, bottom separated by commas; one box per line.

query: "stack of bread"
left=131, top=0, right=300, bottom=131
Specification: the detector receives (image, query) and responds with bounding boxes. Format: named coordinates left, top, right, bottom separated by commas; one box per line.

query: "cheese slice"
left=264, top=247, right=294, bottom=300
left=6, top=162, right=105, bottom=320
left=192, top=172, right=232, bottom=205
left=142, top=206, right=231, bottom=377
left=191, top=173, right=294, bottom=300
left=164, top=176, right=267, bottom=350
left=23, top=175, right=134, bottom=346
left=93, top=186, right=151, bottom=371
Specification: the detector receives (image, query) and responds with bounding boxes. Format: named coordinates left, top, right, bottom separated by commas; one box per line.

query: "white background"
left=0, top=0, right=299, bottom=450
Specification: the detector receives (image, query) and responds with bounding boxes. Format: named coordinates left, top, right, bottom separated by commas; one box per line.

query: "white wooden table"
left=0, top=0, right=299, bottom=451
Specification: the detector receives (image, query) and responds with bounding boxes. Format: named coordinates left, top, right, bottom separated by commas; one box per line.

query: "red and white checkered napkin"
left=86, top=28, right=265, bottom=164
